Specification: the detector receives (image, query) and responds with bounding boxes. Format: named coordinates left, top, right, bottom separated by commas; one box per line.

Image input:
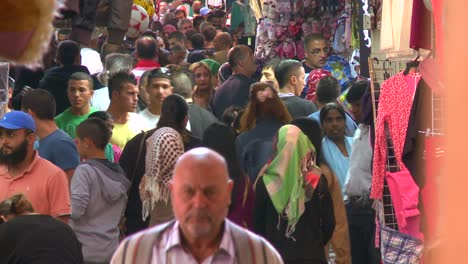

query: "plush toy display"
left=0, top=0, right=56, bottom=65
left=255, top=0, right=352, bottom=60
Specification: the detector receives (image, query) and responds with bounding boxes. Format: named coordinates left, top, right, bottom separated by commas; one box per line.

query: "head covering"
left=161, top=24, right=177, bottom=34
left=140, top=127, right=184, bottom=220
left=200, top=7, right=211, bottom=16
left=0, top=111, right=36, bottom=132
left=261, top=124, right=320, bottom=238
left=201, top=59, right=220, bottom=76
left=305, top=69, right=332, bottom=102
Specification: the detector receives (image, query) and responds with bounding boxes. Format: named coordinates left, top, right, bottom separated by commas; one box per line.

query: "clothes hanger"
left=383, top=59, right=390, bottom=80
left=404, top=50, right=421, bottom=76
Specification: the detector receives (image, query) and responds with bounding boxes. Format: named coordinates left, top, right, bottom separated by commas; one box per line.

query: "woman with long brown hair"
left=235, top=82, right=292, bottom=181
left=189, top=61, right=215, bottom=110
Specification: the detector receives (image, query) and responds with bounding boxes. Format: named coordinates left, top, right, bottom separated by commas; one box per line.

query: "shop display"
left=255, top=0, right=355, bottom=59
left=0, top=0, right=56, bottom=65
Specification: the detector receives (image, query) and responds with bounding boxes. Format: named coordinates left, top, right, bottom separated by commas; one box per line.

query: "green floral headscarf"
left=261, top=124, right=318, bottom=238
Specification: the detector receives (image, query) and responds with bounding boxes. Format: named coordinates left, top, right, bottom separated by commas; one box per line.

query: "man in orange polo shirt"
left=0, top=111, right=70, bottom=223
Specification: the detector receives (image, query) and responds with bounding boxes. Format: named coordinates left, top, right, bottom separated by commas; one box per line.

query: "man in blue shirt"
left=22, top=89, right=80, bottom=182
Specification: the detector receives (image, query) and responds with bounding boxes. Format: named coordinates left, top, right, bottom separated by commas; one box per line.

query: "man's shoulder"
left=43, top=129, right=75, bottom=144
left=227, top=219, right=266, bottom=243
left=54, top=109, right=72, bottom=121
left=122, top=128, right=156, bottom=151
left=226, top=220, right=283, bottom=263
left=188, top=104, right=216, bottom=120
left=34, top=156, right=66, bottom=175
left=112, top=221, right=175, bottom=262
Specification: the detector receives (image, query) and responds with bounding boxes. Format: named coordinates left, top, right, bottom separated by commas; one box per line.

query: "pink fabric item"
left=0, top=31, right=35, bottom=61
left=305, top=69, right=331, bottom=102
left=386, top=171, right=422, bottom=239
left=370, top=72, right=420, bottom=199
left=113, top=144, right=122, bottom=163
left=420, top=58, right=445, bottom=96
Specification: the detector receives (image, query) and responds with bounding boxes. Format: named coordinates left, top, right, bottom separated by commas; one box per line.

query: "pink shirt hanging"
left=370, top=71, right=421, bottom=199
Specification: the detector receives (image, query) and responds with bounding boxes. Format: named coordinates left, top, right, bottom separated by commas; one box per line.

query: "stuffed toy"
left=0, top=0, right=56, bottom=66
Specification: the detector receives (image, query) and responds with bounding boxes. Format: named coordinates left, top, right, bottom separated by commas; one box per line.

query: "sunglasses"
left=150, top=67, right=172, bottom=78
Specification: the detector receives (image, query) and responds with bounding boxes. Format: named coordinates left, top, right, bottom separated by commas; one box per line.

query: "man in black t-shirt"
left=0, top=215, right=83, bottom=263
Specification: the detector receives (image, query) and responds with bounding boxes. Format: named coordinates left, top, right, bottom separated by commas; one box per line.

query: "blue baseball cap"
left=0, top=111, right=36, bottom=132
left=200, top=7, right=211, bottom=16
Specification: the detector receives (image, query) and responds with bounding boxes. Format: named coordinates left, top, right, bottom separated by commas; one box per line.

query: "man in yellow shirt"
left=106, top=72, right=148, bottom=149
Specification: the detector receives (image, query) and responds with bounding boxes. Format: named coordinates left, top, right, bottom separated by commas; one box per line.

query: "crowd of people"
left=0, top=2, right=380, bottom=264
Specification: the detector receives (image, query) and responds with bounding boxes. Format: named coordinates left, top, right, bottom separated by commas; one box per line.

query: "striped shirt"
left=151, top=221, right=236, bottom=264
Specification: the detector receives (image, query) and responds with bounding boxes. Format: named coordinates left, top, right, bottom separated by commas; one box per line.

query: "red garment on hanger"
left=410, top=0, right=432, bottom=50
left=370, top=72, right=421, bottom=199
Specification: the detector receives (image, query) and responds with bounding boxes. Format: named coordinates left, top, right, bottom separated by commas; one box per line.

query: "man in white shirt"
left=139, top=68, right=174, bottom=129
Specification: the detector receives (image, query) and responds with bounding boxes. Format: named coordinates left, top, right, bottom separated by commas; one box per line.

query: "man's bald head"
left=213, top=32, right=232, bottom=51
left=170, top=147, right=233, bottom=241
left=136, top=36, right=158, bottom=60
left=192, top=0, right=202, bottom=13
left=173, top=147, right=229, bottom=182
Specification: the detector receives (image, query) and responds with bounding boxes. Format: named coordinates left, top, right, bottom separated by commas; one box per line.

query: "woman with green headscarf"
left=253, top=124, right=335, bottom=264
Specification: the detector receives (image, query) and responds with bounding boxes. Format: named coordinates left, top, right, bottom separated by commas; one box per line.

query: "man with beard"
left=111, top=148, right=282, bottom=263
left=0, top=111, right=71, bottom=223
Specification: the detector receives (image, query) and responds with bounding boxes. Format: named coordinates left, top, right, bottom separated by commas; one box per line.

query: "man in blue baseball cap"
left=0, top=111, right=71, bottom=223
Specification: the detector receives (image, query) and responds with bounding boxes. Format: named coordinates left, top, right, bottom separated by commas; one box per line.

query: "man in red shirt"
left=132, top=36, right=161, bottom=82
left=0, top=111, right=70, bottom=223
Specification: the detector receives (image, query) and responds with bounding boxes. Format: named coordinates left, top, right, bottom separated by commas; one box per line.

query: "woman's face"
left=193, top=66, right=210, bottom=91
left=322, top=109, right=346, bottom=141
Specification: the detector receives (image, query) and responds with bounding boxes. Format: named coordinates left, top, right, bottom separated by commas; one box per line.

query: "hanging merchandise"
left=255, top=0, right=351, bottom=60
left=379, top=0, right=415, bottom=58
left=370, top=71, right=421, bottom=200
left=323, top=55, right=354, bottom=92
left=230, top=0, right=259, bottom=36
left=0, top=0, right=56, bottom=66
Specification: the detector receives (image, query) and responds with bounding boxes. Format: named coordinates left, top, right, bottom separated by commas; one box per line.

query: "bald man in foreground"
left=111, top=148, right=283, bottom=264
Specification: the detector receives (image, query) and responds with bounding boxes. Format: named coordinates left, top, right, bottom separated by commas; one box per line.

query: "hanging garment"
left=385, top=171, right=423, bottom=239
left=370, top=72, right=420, bottom=199
left=403, top=58, right=444, bottom=187
left=380, top=0, right=415, bottom=58
left=410, top=0, right=432, bottom=50
left=402, top=80, right=432, bottom=187
left=230, top=1, right=257, bottom=36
